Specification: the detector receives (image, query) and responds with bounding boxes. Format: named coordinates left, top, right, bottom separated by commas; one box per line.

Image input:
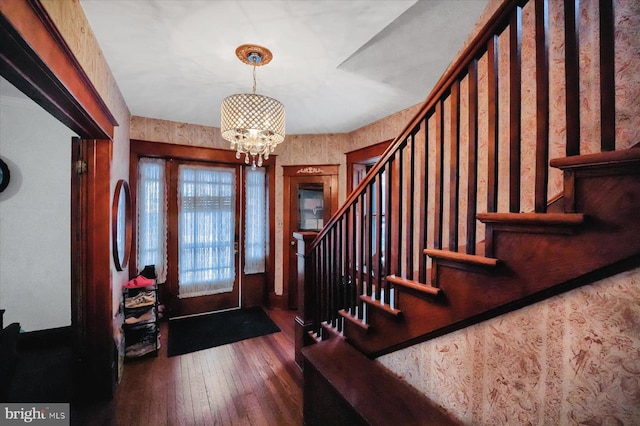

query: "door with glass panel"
left=137, top=156, right=270, bottom=317
left=169, top=162, right=241, bottom=316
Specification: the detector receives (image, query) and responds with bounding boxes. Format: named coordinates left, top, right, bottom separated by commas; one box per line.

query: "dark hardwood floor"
left=74, top=308, right=302, bottom=426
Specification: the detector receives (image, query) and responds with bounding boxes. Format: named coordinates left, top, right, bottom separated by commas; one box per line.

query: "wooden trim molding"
left=1, top=0, right=118, bottom=398
left=283, top=164, right=340, bottom=177
left=0, top=0, right=117, bottom=138
left=346, top=140, right=393, bottom=193
left=282, top=165, right=339, bottom=309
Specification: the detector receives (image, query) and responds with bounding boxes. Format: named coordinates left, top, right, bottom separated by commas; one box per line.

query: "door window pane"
left=178, top=165, right=235, bottom=298
left=298, top=185, right=324, bottom=231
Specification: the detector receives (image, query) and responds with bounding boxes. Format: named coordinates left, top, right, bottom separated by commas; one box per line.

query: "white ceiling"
left=79, top=0, right=488, bottom=135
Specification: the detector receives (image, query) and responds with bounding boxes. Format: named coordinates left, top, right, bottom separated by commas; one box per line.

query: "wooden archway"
left=1, top=0, right=118, bottom=399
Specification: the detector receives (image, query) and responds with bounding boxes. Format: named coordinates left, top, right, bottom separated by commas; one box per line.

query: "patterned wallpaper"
left=379, top=267, right=640, bottom=424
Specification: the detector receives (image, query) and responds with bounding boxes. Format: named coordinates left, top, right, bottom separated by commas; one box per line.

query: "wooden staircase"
left=295, top=0, right=638, bottom=423
left=339, top=148, right=640, bottom=356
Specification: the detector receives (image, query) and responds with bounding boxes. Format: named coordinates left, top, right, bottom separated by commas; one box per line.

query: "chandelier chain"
left=252, top=64, right=257, bottom=95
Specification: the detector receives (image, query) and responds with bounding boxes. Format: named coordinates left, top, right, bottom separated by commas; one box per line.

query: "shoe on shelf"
left=124, top=310, right=155, bottom=325
left=124, top=291, right=156, bottom=308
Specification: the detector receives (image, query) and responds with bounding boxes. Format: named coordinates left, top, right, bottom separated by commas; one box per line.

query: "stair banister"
left=298, top=0, right=624, bottom=360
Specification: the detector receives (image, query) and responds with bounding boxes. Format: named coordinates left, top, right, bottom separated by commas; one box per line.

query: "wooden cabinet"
left=283, top=165, right=339, bottom=309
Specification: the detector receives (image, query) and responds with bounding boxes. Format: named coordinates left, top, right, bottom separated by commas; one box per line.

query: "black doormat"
left=167, top=307, right=280, bottom=357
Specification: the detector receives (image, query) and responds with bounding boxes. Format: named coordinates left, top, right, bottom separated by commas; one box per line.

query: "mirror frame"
left=112, top=179, right=132, bottom=271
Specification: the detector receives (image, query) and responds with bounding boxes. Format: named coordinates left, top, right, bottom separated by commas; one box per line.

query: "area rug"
left=167, top=307, right=280, bottom=357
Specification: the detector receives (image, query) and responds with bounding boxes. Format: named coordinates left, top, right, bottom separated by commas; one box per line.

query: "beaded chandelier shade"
left=221, top=45, right=285, bottom=168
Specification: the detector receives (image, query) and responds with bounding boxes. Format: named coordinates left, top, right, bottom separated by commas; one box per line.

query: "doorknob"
left=290, top=241, right=296, bottom=246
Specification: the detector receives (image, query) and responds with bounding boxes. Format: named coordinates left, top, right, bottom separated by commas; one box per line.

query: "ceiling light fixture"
left=221, top=44, right=285, bottom=169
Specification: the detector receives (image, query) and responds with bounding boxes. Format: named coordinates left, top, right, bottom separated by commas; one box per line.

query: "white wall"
left=0, top=78, right=76, bottom=331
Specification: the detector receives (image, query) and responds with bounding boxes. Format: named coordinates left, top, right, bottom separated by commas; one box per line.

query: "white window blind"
left=136, top=158, right=167, bottom=283
left=245, top=167, right=267, bottom=274
left=178, top=165, right=236, bottom=298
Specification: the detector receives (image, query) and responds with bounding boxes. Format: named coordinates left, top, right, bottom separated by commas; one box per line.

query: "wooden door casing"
left=130, top=140, right=278, bottom=317
left=282, top=165, right=339, bottom=309
left=1, top=1, right=119, bottom=400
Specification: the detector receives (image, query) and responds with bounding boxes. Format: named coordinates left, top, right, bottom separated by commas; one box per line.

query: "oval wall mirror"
left=112, top=179, right=132, bottom=271
left=0, top=158, right=10, bottom=193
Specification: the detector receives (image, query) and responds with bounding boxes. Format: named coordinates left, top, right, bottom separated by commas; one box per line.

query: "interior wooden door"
left=283, top=165, right=339, bottom=309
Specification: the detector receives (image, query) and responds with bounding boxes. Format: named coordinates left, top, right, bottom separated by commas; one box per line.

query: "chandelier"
left=221, top=44, right=285, bottom=169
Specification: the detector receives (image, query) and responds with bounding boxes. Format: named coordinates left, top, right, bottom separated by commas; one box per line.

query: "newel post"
left=293, top=231, right=318, bottom=368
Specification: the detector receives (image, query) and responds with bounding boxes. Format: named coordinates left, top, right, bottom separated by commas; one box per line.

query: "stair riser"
left=344, top=291, right=453, bottom=356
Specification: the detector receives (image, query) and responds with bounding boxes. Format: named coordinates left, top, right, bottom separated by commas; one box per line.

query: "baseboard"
left=267, top=292, right=289, bottom=310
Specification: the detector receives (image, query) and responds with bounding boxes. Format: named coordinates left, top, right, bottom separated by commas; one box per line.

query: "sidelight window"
left=244, top=166, right=267, bottom=274
left=136, top=158, right=167, bottom=282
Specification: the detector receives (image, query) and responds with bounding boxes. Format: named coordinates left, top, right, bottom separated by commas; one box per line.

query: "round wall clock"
left=0, top=158, right=10, bottom=193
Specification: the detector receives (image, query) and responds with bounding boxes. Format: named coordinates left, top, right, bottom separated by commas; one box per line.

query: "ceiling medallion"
left=221, top=44, right=285, bottom=169
left=235, top=44, right=273, bottom=66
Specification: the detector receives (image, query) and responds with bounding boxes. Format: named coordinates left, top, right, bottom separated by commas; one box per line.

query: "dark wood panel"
left=345, top=139, right=393, bottom=194
left=419, top=118, right=430, bottom=281
left=466, top=60, right=479, bottom=254
left=449, top=80, right=461, bottom=251
left=599, top=0, right=615, bottom=151
left=395, top=148, right=404, bottom=276
left=564, top=0, right=580, bottom=156
left=406, top=133, right=416, bottom=279
left=534, top=0, right=550, bottom=213
left=433, top=101, right=444, bottom=250
left=80, top=138, right=114, bottom=400
left=509, top=6, right=523, bottom=211
left=384, top=160, right=394, bottom=304
left=0, top=0, right=116, bottom=138
left=302, top=338, right=458, bottom=426
left=487, top=34, right=499, bottom=213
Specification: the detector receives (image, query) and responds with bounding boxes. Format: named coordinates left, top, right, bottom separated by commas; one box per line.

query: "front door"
left=168, top=162, right=241, bottom=316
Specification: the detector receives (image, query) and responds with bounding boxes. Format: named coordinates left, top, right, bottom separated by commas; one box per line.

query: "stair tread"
left=307, top=330, right=322, bottom=344
left=360, top=295, right=402, bottom=317
left=386, top=275, right=442, bottom=297
left=550, top=147, right=640, bottom=170
left=476, top=212, right=585, bottom=225
left=339, top=309, right=370, bottom=331
left=424, top=249, right=499, bottom=267
left=321, top=321, right=345, bottom=339
left=301, top=338, right=458, bottom=425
